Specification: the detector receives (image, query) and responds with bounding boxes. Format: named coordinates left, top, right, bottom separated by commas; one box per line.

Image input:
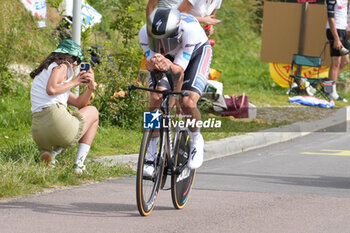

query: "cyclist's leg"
left=181, top=92, right=204, bottom=169
left=145, top=76, right=170, bottom=173
left=180, top=42, right=212, bottom=169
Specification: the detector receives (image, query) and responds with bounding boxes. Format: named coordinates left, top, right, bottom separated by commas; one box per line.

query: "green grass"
left=0, top=136, right=134, bottom=198
left=0, top=1, right=56, bottom=66
left=92, top=126, right=143, bottom=156
left=1, top=0, right=349, bottom=199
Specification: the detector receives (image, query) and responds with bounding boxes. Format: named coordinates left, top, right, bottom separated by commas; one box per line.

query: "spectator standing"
left=146, top=0, right=182, bottom=17
left=146, top=0, right=222, bottom=36
left=325, top=0, right=349, bottom=102
left=178, top=0, right=222, bottom=36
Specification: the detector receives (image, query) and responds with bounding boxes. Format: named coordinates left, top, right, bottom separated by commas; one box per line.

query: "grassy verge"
left=0, top=135, right=134, bottom=198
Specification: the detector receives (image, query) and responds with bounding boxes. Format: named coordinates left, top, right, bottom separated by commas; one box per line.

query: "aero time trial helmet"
left=147, top=8, right=182, bottom=54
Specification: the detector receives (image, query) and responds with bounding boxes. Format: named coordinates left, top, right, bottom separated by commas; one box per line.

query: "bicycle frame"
left=128, top=84, right=188, bottom=173
left=131, top=69, right=196, bottom=215
left=129, top=68, right=189, bottom=171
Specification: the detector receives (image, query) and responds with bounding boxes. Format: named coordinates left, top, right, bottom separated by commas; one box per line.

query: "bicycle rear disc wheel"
left=136, top=129, right=165, bottom=216
left=171, top=129, right=196, bottom=209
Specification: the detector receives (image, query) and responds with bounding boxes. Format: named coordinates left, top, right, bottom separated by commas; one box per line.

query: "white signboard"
left=20, top=0, right=47, bottom=28
left=60, top=0, right=102, bottom=31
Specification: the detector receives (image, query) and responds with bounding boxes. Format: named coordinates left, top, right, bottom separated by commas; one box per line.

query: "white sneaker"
left=330, top=93, right=348, bottom=102
left=143, top=163, right=155, bottom=177
left=73, top=164, right=88, bottom=175
left=188, top=133, right=204, bottom=169
left=51, top=159, right=58, bottom=168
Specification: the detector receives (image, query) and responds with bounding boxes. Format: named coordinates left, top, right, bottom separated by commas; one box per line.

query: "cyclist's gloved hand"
left=146, top=57, right=157, bottom=71
left=152, top=54, right=172, bottom=72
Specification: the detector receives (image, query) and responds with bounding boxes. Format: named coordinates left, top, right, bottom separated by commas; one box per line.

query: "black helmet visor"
left=148, top=31, right=183, bottom=54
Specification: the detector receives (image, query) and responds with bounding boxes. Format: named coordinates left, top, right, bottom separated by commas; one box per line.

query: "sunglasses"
left=73, top=56, right=81, bottom=65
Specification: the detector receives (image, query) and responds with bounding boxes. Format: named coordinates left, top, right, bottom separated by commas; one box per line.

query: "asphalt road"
left=1, top=128, right=350, bottom=233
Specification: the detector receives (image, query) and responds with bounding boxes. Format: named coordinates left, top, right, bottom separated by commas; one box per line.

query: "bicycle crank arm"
left=173, top=161, right=188, bottom=175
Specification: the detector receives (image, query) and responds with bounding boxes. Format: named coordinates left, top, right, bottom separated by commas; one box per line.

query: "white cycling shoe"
left=187, top=133, right=204, bottom=169
left=143, top=163, right=155, bottom=177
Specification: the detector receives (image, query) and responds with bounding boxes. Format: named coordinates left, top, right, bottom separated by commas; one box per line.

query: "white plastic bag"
left=207, top=80, right=223, bottom=95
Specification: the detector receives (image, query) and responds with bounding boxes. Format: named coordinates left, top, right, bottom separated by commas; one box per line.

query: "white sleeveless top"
left=30, top=62, right=74, bottom=113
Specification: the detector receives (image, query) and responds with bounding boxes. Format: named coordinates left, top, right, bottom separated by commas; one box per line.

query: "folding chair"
left=288, top=54, right=332, bottom=99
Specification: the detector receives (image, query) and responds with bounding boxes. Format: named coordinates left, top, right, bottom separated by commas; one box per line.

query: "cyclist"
left=139, top=8, right=213, bottom=176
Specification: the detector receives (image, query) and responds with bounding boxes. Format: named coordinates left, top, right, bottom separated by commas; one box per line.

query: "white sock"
left=75, top=143, right=90, bottom=167
left=146, top=137, right=159, bottom=161
left=51, top=148, right=63, bottom=160
left=331, top=84, right=339, bottom=99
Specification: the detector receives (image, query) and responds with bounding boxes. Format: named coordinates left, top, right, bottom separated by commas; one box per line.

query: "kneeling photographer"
left=30, top=39, right=98, bottom=174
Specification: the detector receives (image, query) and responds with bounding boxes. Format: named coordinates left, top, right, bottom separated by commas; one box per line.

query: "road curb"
left=95, top=107, right=349, bottom=166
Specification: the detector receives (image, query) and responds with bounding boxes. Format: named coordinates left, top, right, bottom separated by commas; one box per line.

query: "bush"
left=89, top=45, right=148, bottom=129
left=84, top=0, right=148, bottom=128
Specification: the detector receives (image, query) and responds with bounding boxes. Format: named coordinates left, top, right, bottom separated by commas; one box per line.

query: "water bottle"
left=286, top=82, right=298, bottom=95
left=301, top=78, right=316, bottom=96
left=306, top=85, right=316, bottom=96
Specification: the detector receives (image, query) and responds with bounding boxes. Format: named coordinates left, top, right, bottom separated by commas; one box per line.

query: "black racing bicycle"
left=129, top=69, right=196, bottom=216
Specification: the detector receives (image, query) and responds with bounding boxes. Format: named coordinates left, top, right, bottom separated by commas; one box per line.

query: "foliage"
left=82, top=0, right=147, bottom=128
left=88, top=45, right=148, bottom=129
left=47, top=0, right=63, bottom=10
left=109, top=0, right=145, bottom=46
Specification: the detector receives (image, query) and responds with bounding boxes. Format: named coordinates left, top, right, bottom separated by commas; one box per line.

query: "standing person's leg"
left=329, top=56, right=342, bottom=82
left=340, top=55, right=349, bottom=72
left=327, top=29, right=349, bottom=101
left=329, top=55, right=349, bottom=101
left=73, top=106, right=99, bottom=173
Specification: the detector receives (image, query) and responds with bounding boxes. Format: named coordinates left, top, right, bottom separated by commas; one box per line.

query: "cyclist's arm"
left=178, top=0, right=193, bottom=13
left=146, top=0, right=158, bottom=18
left=148, top=54, right=184, bottom=76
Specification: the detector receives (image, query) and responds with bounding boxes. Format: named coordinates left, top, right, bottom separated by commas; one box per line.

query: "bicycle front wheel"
left=136, top=129, right=166, bottom=216
left=171, top=129, right=196, bottom=209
